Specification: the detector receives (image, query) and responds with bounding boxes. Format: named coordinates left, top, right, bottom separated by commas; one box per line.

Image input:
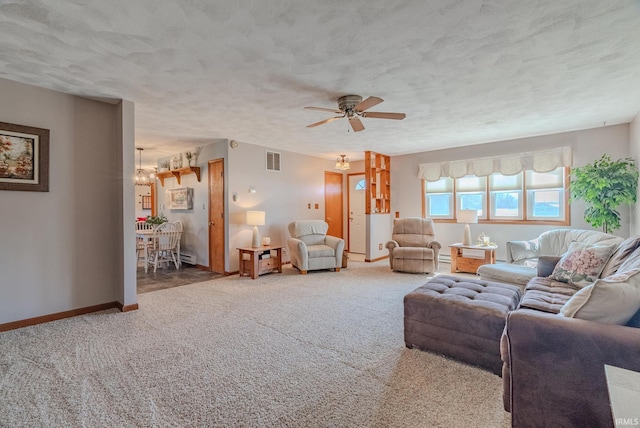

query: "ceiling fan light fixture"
left=305, top=95, right=404, bottom=132
left=335, top=154, right=350, bottom=170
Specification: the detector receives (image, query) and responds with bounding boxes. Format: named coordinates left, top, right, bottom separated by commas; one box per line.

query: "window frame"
left=423, top=177, right=454, bottom=219
left=490, top=190, right=524, bottom=220
left=422, top=167, right=570, bottom=225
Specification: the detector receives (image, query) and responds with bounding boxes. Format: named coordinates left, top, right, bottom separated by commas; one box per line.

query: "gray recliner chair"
left=287, top=220, right=344, bottom=275
left=385, top=217, right=441, bottom=273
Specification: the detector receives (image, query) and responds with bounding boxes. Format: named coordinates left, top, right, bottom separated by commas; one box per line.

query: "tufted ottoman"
left=404, top=275, right=521, bottom=374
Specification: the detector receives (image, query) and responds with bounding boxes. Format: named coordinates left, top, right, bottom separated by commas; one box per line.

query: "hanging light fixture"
left=335, top=154, right=350, bottom=170
left=135, top=147, right=150, bottom=185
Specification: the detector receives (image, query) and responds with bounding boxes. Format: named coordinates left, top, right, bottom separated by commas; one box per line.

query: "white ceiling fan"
left=305, top=95, right=406, bottom=132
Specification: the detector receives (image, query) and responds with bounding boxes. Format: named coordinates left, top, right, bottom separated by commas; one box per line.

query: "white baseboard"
left=180, top=252, right=196, bottom=265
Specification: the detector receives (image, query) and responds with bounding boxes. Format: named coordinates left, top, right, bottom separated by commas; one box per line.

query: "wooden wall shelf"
left=156, top=166, right=201, bottom=187
left=365, top=151, right=391, bottom=214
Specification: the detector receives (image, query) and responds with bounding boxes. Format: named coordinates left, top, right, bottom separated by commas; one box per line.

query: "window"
left=355, top=179, right=366, bottom=190
left=490, top=173, right=523, bottom=220
left=526, top=168, right=565, bottom=220
left=424, top=177, right=453, bottom=218
left=423, top=167, right=568, bottom=224
left=456, top=176, right=486, bottom=218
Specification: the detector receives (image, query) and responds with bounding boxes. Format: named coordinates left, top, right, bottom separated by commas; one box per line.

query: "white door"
left=348, top=174, right=366, bottom=254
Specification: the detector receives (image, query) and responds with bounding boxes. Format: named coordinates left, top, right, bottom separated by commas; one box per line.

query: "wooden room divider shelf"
left=155, top=166, right=201, bottom=187
left=365, top=151, right=391, bottom=214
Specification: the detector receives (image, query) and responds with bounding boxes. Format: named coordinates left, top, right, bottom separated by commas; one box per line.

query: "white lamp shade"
left=246, top=210, right=265, bottom=226
left=457, top=210, right=478, bottom=224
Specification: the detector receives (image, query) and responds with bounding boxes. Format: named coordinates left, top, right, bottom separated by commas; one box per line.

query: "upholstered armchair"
left=385, top=217, right=441, bottom=273
left=287, top=220, right=345, bottom=275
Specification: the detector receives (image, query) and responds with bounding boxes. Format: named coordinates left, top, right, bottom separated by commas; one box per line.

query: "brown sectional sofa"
left=405, top=233, right=640, bottom=427
left=501, top=235, right=640, bottom=427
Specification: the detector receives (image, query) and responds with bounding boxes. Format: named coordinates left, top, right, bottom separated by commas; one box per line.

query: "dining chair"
left=135, top=221, right=154, bottom=264
left=146, top=222, right=181, bottom=272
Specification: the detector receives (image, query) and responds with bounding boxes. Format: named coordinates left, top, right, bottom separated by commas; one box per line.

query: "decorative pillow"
left=560, top=268, right=640, bottom=325
left=508, top=240, right=538, bottom=261
left=551, top=242, right=616, bottom=288
left=600, top=235, right=640, bottom=278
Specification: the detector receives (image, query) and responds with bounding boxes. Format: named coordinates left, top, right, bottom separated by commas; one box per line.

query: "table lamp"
left=457, top=209, right=478, bottom=245
left=246, top=210, right=265, bottom=248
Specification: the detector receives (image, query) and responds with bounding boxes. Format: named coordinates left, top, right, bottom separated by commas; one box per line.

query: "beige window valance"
left=418, top=146, right=573, bottom=181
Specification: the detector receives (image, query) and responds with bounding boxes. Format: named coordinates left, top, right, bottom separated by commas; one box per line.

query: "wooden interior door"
left=208, top=159, right=225, bottom=273
left=150, top=182, right=157, bottom=216
left=324, top=171, right=344, bottom=238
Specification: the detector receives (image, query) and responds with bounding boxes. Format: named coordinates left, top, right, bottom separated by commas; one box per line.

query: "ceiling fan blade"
left=304, top=106, right=343, bottom=114
left=361, top=112, right=406, bottom=120
left=307, top=116, right=343, bottom=128
left=355, top=96, right=383, bottom=112
left=349, top=117, right=365, bottom=132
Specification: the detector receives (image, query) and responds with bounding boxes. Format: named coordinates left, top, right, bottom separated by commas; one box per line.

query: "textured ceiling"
left=1, top=0, right=640, bottom=168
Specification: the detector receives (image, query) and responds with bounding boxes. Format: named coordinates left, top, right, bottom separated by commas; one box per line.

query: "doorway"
left=208, top=159, right=225, bottom=273
left=348, top=173, right=366, bottom=254
left=324, top=171, right=344, bottom=239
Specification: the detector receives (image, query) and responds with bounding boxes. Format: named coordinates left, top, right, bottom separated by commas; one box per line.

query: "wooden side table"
left=238, top=245, right=284, bottom=279
left=449, top=243, right=496, bottom=274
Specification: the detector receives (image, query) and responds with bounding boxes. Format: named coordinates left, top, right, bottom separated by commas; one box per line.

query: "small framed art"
left=168, top=187, right=193, bottom=210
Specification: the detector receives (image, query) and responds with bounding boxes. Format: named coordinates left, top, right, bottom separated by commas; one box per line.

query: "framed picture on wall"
left=168, top=187, right=193, bottom=210
left=0, top=121, right=50, bottom=192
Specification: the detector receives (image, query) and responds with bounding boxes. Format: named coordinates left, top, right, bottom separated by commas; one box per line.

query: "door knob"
left=209, top=221, right=215, bottom=226
left=326, top=217, right=331, bottom=222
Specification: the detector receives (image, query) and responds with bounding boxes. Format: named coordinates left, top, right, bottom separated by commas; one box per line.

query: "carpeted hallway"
left=0, top=259, right=510, bottom=427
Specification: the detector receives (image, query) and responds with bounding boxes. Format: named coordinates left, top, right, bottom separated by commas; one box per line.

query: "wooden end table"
left=449, top=243, right=496, bottom=274
left=238, top=245, right=284, bottom=279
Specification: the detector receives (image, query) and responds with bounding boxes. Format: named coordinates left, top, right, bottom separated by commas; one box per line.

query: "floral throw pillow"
left=551, top=241, right=616, bottom=288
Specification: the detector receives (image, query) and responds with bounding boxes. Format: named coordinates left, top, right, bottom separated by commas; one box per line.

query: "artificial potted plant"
left=145, top=212, right=168, bottom=226
left=570, top=154, right=639, bottom=233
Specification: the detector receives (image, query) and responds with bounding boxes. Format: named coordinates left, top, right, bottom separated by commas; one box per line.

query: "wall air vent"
left=266, top=151, right=281, bottom=172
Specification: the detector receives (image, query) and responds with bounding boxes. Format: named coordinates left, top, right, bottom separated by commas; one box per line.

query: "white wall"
left=155, top=139, right=227, bottom=268
left=156, top=140, right=338, bottom=273
left=630, top=113, right=640, bottom=236
left=391, top=124, right=632, bottom=262
left=367, top=214, right=392, bottom=261
left=118, top=99, right=137, bottom=309
left=227, top=142, right=337, bottom=272
left=135, top=185, right=152, bottom=218
left=0, top=78, right=133, bottom=324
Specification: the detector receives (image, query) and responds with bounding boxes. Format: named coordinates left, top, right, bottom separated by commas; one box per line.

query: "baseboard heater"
left=180, top=252, right=196, bottom=265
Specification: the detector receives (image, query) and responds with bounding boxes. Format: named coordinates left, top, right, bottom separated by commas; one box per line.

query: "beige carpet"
left=0, top=260, right=510, bottom=427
